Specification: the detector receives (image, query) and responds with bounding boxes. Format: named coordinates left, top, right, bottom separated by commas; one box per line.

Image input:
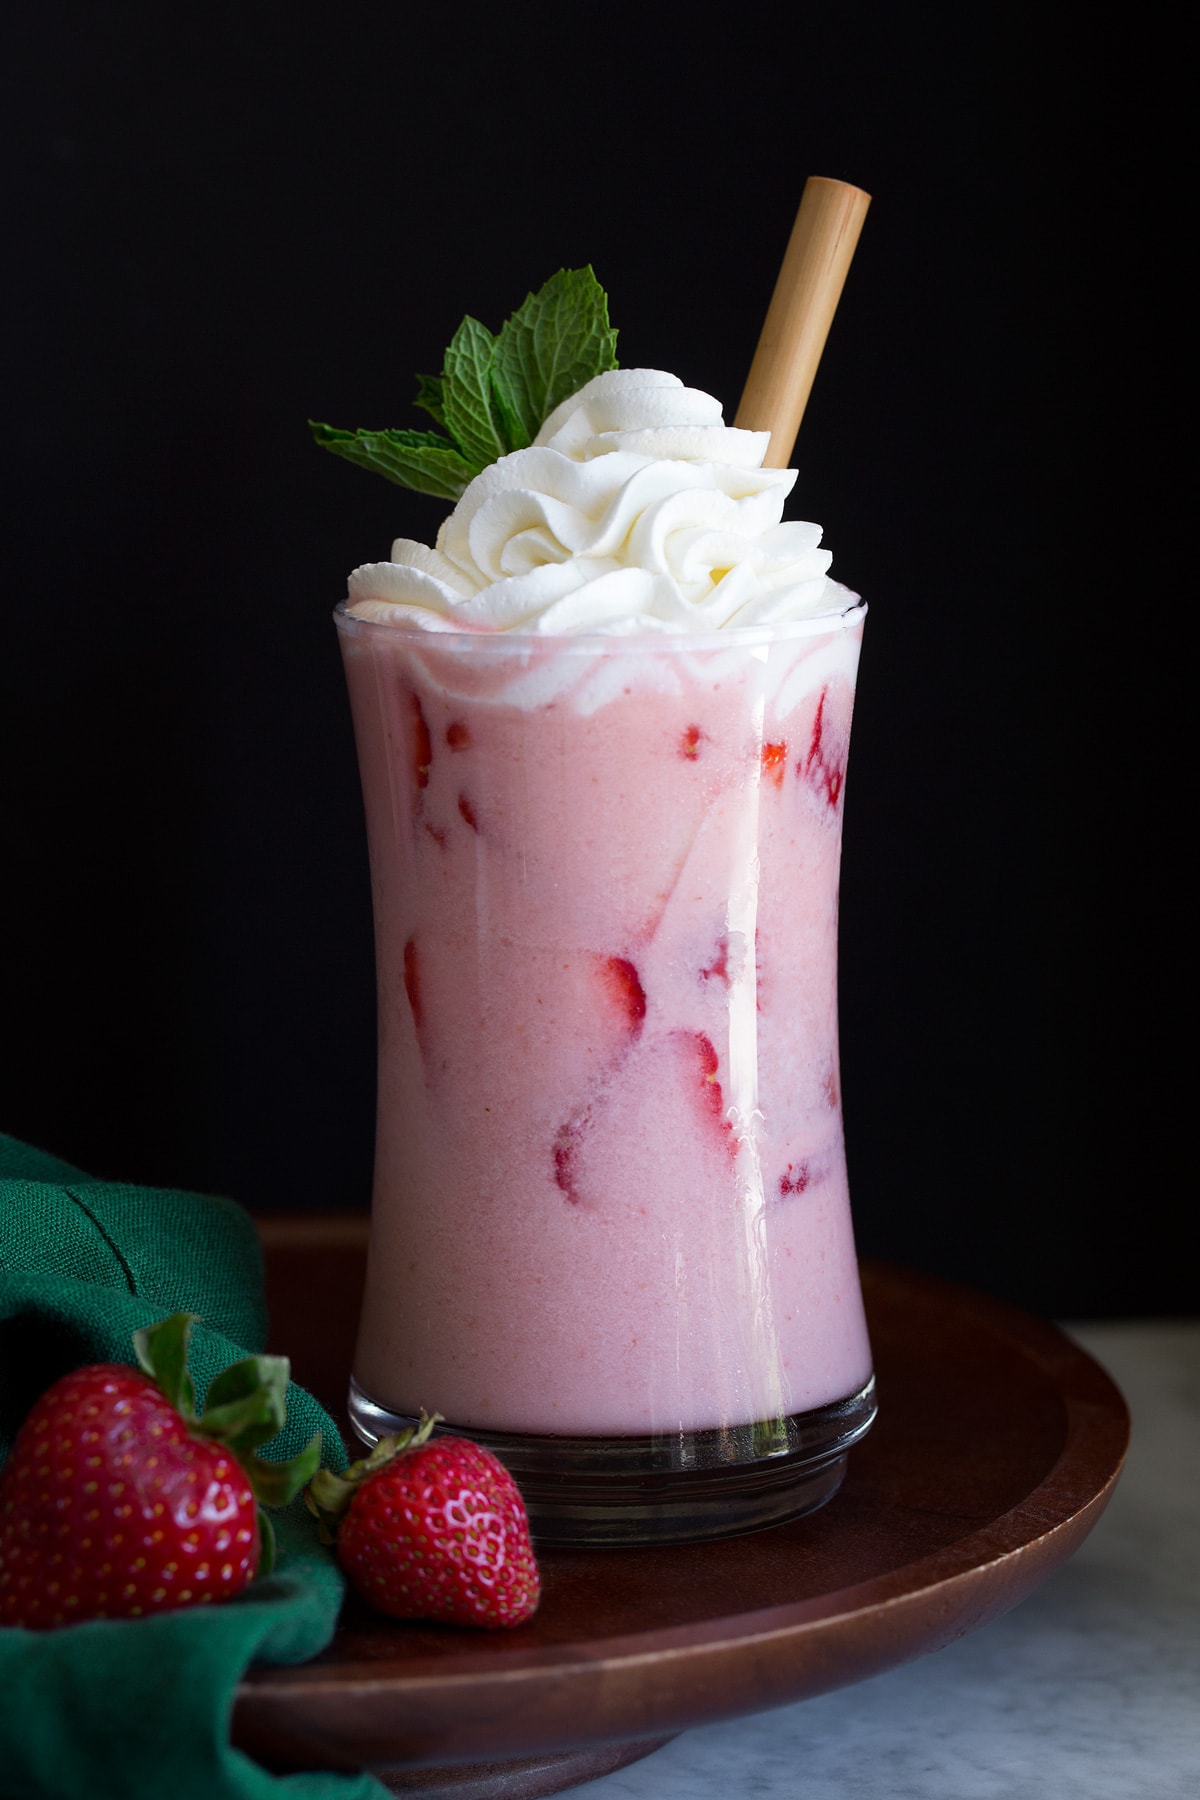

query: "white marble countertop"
left=577, top=1322, right=1199, bottom=1800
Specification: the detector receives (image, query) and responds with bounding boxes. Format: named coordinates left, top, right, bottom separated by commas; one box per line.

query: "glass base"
left=347, top=1375, right=877, bottom=1547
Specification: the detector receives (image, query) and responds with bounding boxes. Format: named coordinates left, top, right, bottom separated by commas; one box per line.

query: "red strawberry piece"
left=693, top=1032, right=725, bottom=1122
left=552, top=1118, right=585, bottom=1202
left=598, top=955, right=646, bottom=1034
left=699, top=936, right=730, bottom=985
left=411, top=693, right=433, bottom=789
left=306, top=1413, right=540, bottom=1630
left=679, top=723, right=703, bottom=759
left=761, top=741, right=788, bottom=787
left=551, top=955, right=647, bottom=1202
left=681, top=1031, right=735, bottom=1152
left=445, top=721, right=470, bottom=751
left=0, top=1314, right=320, bottom=1630
left=552, top=955, right=645, bottom=1200
left=779, top=1161, right=811, bottom=1197
left=801, top=688, right=849, bottom=809
left=458, top=794, right=480, bottom=832
left=403, top=937, right=423, bottom=1030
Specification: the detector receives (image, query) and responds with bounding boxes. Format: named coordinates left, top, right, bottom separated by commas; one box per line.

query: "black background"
left=0, top=6, right=1185, bottom=1317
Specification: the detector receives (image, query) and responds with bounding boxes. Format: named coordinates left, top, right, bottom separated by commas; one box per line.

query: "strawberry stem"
left=133, top=1312, right=199, bottom=1419
left=257, top=1509, right=277, bottom=1579
left=133, top=1312, right=322, bottom=1528
left=200, top=1353, right=290, bottom=1450
left=305, top=1410, right=442, bottom=1543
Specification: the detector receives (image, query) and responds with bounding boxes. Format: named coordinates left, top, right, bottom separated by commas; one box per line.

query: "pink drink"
left=339, top=603, right=872, bottom=1450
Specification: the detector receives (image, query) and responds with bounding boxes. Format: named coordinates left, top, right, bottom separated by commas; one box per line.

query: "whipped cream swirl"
left=346, top=370, right=844, bottom=635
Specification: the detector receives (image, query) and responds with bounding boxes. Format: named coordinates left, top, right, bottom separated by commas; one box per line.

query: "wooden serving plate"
left=234, top=1222, right=1129, bottom=1798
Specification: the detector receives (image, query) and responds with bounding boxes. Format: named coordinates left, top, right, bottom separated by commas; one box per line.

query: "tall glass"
left=336, top=597, right=875, bottom=1545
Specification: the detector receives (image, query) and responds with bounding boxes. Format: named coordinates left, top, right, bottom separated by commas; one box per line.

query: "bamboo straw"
left=734, top=177, right=871, bottom=468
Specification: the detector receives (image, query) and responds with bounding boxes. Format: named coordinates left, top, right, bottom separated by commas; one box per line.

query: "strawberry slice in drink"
left=553, top=1025, right=737, bottom=1208
left=552, top=954, right=646, bottom=1201
left=597, top=955, right=646, bottom=1035
left=761, top=740, right=788, bottom=788
left=403, top=937, right=423, bottom=1029
left=801, top=687, right=850, bottom=810
left=678, top=1029, right=735, bottom=1155
left=410, top=692, right=433, bottom=790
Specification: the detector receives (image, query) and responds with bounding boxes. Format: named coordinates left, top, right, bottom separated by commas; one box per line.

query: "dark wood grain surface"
left=236, top=1224, right=1129, bottom=1796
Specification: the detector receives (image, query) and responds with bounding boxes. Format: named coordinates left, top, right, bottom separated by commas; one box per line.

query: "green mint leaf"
left=487, top=365, right=533, bottom=453
left=440, top=316, right=512, bottom=467
left=311, top=268, right=619, bottom=501
left=414, top=371, right=447, bottom=430
left=309, top=420, right=481, bottom=501
left=491, top=267, right=618, bottom=447
left=133, top=1313, right=198, bottom=1421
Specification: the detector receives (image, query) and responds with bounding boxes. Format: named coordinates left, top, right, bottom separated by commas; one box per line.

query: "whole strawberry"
left=0, top=1313, right=320, bottom=1630
left=306, top=1412, right=540, bottom=1629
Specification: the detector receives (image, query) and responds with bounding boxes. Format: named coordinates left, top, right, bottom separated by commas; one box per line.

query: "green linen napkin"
left=0, top=1132, right=386, bottom=1800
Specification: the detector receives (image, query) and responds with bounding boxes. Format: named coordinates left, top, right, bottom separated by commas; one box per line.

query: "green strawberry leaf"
left=309, top=420, right=481, bottom=501
left=131, top=1317, right=321, bottom=1520
left=133, top=1312, right=198, bottom=1421
left=242, top=1432, right=324, bottom=1509
left=490, top=266, right=618, bottom=449
left=304, top=1413, right=440, bottom=1540
left=304, top=1467, right=357, bottom=1543
left=199, top=1353, right=290, bottom=1451
left=256, top=1508, right=276, bottom=1580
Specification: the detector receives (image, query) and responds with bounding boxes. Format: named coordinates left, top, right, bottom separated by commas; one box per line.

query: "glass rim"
left=332, top=590, right=866, bottom=656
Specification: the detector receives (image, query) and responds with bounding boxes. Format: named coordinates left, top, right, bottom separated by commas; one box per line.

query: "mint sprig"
left=310, top=267, right=619, bottom=501
left=441, top=315, right=511, bottom=468
left=309, top=423, right=478, bottom=503
left=490, top=268, right=619, bottom=449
